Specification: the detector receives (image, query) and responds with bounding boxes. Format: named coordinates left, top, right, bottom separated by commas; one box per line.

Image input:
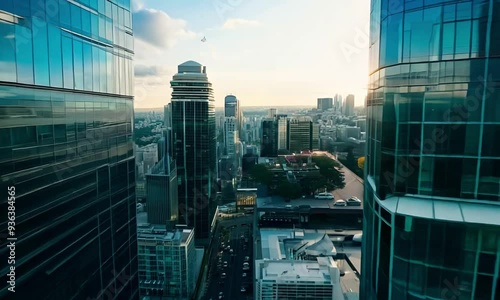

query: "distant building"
left=287, top=116, right=319, bottom=153
left=146, top=156, right=178, bottom=228
left=224, top=117, right=238, bottom=157
left=255, top=257, right=343, bottom=300
left=277, top=114, right=288, bottom=150
left=224, top=95, right=242, bottom=133
left=268, top=108, right=277, bottom=118
left=261, top=118, right=278, bottom=157
left=317, top=98, right=333, bottom=111
left=344, top=94, right=355, bottom=116
left=138, top=226, right=197, bottom=300
left=334, top=94, right=343, bottom=113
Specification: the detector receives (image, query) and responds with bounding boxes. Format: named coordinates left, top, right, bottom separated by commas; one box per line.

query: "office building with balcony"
left=362, top=0, right=500, bottom=299
left=170, top=61, right=217, bottom=241
left=137, top=225, right=197, bottom=300
left=0, top=1, right=137, bottom=299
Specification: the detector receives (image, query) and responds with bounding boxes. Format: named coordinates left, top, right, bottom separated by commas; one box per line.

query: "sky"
left=132, top=0, right=371, bottom=108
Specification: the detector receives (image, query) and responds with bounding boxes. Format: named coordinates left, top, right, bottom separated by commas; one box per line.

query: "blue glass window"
left=92, top=46, right=100, bottom=92
left=456, top=2, right=472, bottom=21
left=45, top=0, right=60, bottom=25
left=83, top=43, right=93, bottom=91
left=71, top=4, right=82, bottom=32
left=82, top=9, right=91, bottom=34
left=381, top=13, right=403, bottom=66
left=59, top=0, right=71, bottom=26
left=62, top=35, right=74, bottom=89
left=455, top=21, right=471, bottom=56
left=33, top=20, right=50, bottom=86
left=100, top=49, right=108, bottom=92
left=443, top=4, right=456, bottom=22
left=48, top=25, right=63, bottom=88
left=0, top=22, right=17, bottom=82
left=442, top=22, right=455, bottom=57
left=15, top=23, right=34, bottom=84
left=91, top=13, right=99, bottom=38
left=73, top=40, right=83, bottom=90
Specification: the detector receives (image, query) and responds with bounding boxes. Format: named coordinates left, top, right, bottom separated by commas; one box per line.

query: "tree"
left=249, top=164, right=273, bottom=186
left=277, top=180, right=302, bottom=201
left=311, top=156, right=346, bottom=191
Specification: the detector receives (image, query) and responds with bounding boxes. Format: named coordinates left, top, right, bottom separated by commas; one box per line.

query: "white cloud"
left=222, top=18, right=260, bottom=29
left=131, top=0, right=144, bottom=12
left=133, top=8, right=197, bottom=49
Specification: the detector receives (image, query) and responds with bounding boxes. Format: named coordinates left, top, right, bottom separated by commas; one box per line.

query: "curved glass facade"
left=0, top=0, right=137, bottom=299
left=362, top=0, right=500, bottom=299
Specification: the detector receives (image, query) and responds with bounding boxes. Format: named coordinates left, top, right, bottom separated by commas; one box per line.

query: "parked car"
left=347, top=197, right=362, bottom=206
left=334, top=199, right=347, bottom=206
left=353, top=233, right=362, bottom=244
left=240, top=286, right=247, bottom=293
left=315, top=192, right=334, bottom=200
left=244, top=256, right=250, bottom=262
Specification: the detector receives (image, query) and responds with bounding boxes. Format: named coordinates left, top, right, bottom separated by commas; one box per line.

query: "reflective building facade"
left=0, top=0, right=137, bottom=299
left=170, top=61, right=217, bottom=241
left=362, top=0, right=500, bottom=299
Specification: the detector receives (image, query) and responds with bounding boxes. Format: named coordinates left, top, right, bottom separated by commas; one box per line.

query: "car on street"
left=242, top=272, right=247, bottom=277
left=315, top=192, right=334, bottom=200
left=223, top=261, right=228, bottom=268
left=334, top=199, right=347, bottom=206
left=244, top=256, right=250, bottom=262
left=347, top=197, right=362, bottom=206
left=353, top=233, right=362, bottom=244
left=240, top=286, right=247, bottom=292
left=219, top=291, right=224, bottom=299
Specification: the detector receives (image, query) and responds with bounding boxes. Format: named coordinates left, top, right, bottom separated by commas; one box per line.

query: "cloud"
left=135, top=65, right=161, bottom=77
left=222, top=18, right=260, bottom=29
left=133, top=8, right=196, bottom=49
left=131, top=0, right=144, bottom=12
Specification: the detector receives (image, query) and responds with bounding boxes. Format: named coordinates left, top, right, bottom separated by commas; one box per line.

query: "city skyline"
left=132, top=0, right=370, bottom=108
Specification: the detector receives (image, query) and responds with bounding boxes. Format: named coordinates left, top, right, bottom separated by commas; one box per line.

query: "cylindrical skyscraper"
left=362, top=1, right=500, bottom=299
left=170, top=61, right=216, bottom=242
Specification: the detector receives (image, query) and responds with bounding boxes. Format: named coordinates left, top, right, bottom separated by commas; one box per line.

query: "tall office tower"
left=224, top=94, right=242, bottom=132
left=317, top=98, right=333, bottom=111
left=146, top=156, right=178, bottom=229
left=137, top=225, right=197, bottom=300
left=334, top=94, right=343, bottom=113
left=171, top=61, right=216, bottom=241
left=344, top=94, right=355, bottom=116
left=287, top=116, right=318, bottom=153
left=362, top=1, right=500, bottom=299
left=268, top=108, right=277, bottom=118
left=224, top=117, right=238, bottom=157
left=261, top=118, right=278, bottom=157
left=0, top=1, right=137, bottom=299
left=277, top=114, right=288, bottom=150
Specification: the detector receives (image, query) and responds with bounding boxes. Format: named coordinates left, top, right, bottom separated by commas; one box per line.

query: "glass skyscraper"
left=0, top=0, right=137, bottom=299
left=170, top=61, right=217, bottom=242
left=362, top=0, right=500, bottom=299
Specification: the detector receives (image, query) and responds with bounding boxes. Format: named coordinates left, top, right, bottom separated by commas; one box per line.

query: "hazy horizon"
left=132, top=0, right=370, bottom=109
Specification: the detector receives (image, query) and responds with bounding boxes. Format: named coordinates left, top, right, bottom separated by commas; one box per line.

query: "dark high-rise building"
left=261, top=118, right=278, bottom=157
left=287, top=116, right=319, bottom=153
left=317, top=98, right=333, bottom=111
left=0, top=1, right=137, bottom=299
left=344, top=94, right=355, bottom=116
left=224, top=94, right=242, bottom=133
left=171, top=61, right=216, bottom=241
left=362, top=1, right=500, bottom=299
left=146, top=155, right=178, bottom=229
